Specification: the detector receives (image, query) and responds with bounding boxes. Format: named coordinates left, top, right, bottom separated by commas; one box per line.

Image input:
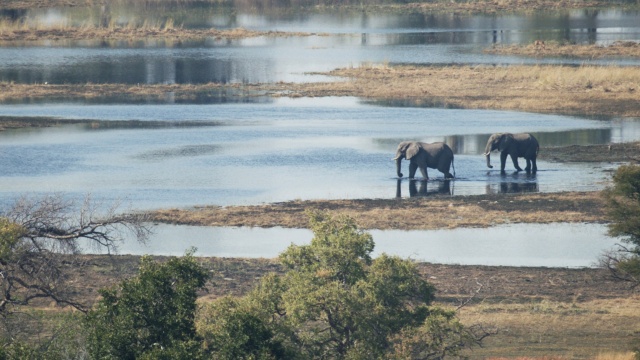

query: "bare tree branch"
left=0, top=193, right=153, bottom=325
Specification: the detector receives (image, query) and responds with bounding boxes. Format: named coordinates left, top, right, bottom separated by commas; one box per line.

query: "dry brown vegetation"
left=0, top=21, right=314, bottom=42
left=320, top=64, right=640, bottom=117
left=150, top=191, right=607, bottom=230
left=487, top=40, right=640, bottom=59
left=2, top=64, right=640, bottom=117
left=459, top=297, right=640, bottom=358
left=2, top=0, right=634, bottom=12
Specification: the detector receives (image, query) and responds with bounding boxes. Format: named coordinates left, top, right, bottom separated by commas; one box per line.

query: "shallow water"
left=103, top=223, right=620, bottom=268
left=1, top=8, right=639, bottom=85
left=1, top=5, right=638, bottom=266
left=0, top=98, right=635, bottom=209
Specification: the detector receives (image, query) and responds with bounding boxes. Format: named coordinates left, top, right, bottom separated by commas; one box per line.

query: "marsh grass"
left=486, top=41, right=640, bottom=59
left=1, top=64, right=639, bottom=117
left=3, top=0, right=637, bottom=11
left=320, top=64, right=640, bottom=117
left=0, top=15, right=308, bottom=41
left=150, top=191, right=607, bottom=230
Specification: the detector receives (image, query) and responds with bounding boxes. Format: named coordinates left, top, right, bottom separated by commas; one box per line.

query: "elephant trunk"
left=485, top=153, right=493, bottom=168
left=484, top=141, right=494, bottom=169
left=395, top=156, right=403, bottom=178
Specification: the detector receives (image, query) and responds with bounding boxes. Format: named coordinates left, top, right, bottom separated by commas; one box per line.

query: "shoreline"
left=150, top=191, right=609, bottom=230
left=1, top=64, right=640, bottom=117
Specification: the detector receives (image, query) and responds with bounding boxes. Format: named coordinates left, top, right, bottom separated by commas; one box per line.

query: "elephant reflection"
left=396, top=179, right=452, bottom=198
left=485, top=173, right=539, bottom=194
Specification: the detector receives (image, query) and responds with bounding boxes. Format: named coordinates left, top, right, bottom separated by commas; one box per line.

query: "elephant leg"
left=500, top=151, right=508, bottom=171
left=439, top=166, right=454, bottom=179
left=525, top=158, right=532, bottom=172
left=532, top=157, right=538, bottom=172
left=438, top=159, right=454, bottom=179
left=510, top=153, right=523, bottom=171
left=409, top=162, right=418, bottom=178
left=419, top=165, right=429, bottom=180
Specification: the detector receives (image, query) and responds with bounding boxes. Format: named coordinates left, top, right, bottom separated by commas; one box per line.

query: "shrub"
left=199, top=211, right=481, bottom=359
left=85, top=250, right=209, bottom=360
left=602, top=164, right=640, bottom=286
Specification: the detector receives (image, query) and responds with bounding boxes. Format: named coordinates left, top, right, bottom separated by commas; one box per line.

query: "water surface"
left=1, top=8, right=639, bottom=84
left=104, top=223, right=620, bottom=268
left=0, top=98, right=635, bottom=209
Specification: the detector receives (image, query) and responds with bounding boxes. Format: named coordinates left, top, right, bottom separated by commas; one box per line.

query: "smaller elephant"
left=484, top=133, right=539, bottom=172
left=394, top=141, right=455, bottom=179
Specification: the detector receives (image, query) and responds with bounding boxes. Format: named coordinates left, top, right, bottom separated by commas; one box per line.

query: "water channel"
left=0, top=98, right=635, bottom=208
left=1, top=4, right=639, bottom=265
left=94, top=223, right=619, bottom=268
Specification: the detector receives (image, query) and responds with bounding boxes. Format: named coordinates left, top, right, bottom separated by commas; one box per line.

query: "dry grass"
left=2, top=64, right=639, bottom=117
left=2, top=0, right=634, bottom=11
left=459, top=297, right=640, bottom=358
left=399, top=0, right=635, bottom=13
left=150, top=191, right=607, bottom=230
left=317, top=64, right=640, bottom=117
left=0, top=20, right=313, bottom=41
left=487, top=41, right=640, bottom=59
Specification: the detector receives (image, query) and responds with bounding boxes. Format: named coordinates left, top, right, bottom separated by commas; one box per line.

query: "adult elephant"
left=484, top=133, right=539, bottom=172
left=394, top=141, right=455, bottom=179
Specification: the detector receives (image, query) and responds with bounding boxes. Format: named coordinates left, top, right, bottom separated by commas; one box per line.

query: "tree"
left=0, top=194, right=150, bottom=341
left=86, top=250, right=209, bottom=360
left=602, top=164, right=640, bottom=286
left=197, top=295, right=291, bottom=360
left=199, top=211, right=481, bottom=359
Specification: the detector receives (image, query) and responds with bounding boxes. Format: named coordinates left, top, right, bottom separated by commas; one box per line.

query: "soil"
left=69, top=254, right=639, bottom=308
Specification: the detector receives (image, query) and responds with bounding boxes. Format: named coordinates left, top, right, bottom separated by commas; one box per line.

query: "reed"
left=486, top=41, right=640, bottom=59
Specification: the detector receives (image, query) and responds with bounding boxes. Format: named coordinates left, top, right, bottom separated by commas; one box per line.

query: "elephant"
left=484, top=133, right=539, bottom=172
left=394, top=141, right=455, bottom=179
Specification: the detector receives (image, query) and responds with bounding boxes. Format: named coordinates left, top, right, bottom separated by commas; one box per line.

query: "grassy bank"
left=150, top=191, right=608, bottom=230
left=2, top=64, right=640, bottom=117
left=486, top=41, right=640, bottom=59
left=0, top=21, right=314, bottom=42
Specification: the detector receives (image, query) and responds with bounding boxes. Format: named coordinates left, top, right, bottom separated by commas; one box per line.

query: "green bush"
left=604, top=164, right=640, bottom=251
left=603, top=164, right=640, bottom=285
left=85, top=250, right=209, bottom=360
left=198, top=211, right=479, bottom=359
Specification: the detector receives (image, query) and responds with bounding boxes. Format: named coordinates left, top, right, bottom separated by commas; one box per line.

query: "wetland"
left=2, top=0, right=640, bottom=357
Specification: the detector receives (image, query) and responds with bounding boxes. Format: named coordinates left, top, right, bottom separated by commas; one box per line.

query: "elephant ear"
left=498, top=134, right=514, bottom=151
left=405, top=142, right=421, bottom=160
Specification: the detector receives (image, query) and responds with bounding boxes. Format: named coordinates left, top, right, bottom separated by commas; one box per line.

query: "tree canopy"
left=86, top=250, right=209, bottom=360
left=198, top=211, right=479, bottom=359
left=602, top=164, right=640, bottom=285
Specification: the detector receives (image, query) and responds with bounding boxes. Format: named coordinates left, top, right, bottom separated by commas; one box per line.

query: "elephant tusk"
left=483, top=152, right=490, bottom=156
